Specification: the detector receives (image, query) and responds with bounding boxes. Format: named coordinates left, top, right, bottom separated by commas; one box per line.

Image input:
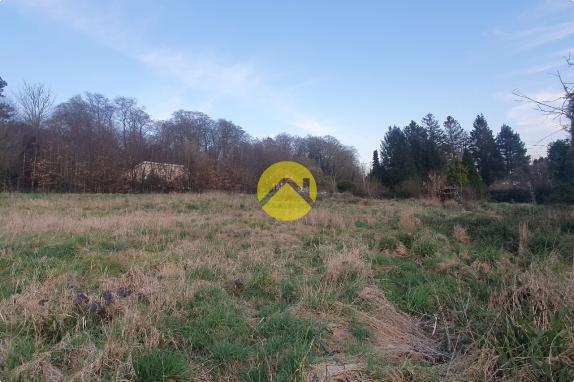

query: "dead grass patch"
left=452, top=224, right=470, bottom=244
left=398, top=210, right=418, bottom=233
left=306, top=362, right=368, bottom=382
left=350, top=287, right=442, bottom=360
left=324, top=248, right=370, bottom=284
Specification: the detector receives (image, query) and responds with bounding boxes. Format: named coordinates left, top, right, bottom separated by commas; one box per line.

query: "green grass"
left=133, top=349, right=191, bottom=382
left=0, top=193, right=572, bottom=381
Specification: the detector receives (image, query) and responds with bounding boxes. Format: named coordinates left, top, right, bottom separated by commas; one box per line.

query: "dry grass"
left=398, top=210, right=418, bottom=232
left=518, top=222, right=529, bottom=257
left=452, top=224, right=470, bottom=244
left=0, top=192, right=573, bottom=381
left=324, top=247, right=371, bottom=284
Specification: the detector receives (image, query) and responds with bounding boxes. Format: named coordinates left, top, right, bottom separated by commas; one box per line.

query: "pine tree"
left=380, top=126, right=415, bottom=189
left=496, top=124, right=530, bottom=178
left=404, top=120, right=429, bottom=177
left=443, top=116, right=467, bottom=158
left=421, top=113, right=447, bottom=171
left=469, top=114, right=505, bottom=185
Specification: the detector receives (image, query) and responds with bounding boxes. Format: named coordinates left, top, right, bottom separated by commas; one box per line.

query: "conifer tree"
left=443, top=116, right=467, bottom=158
left=469, top=114, right=505, bottom=185
left=496, top=124, right=529, bottom=178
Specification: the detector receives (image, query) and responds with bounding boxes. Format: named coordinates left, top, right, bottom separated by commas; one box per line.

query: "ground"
left=0, top=193, right=573, bottom=381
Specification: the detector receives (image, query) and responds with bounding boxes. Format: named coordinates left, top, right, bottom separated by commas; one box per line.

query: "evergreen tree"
left=462, top=149, right=482, bottom=189
left=496, top=124, right=530, bottom=178
left=447, top=156, right=468, bottom=188
left=421, top=113, right=447, bottom=171
left=370, top=150, right=382, bottom=181
left=404, top=120, right=429, bottom=177
left=443, top=116, right=467, bottom=158
left=469, top=114, right=505, bottom=185
left=380, top=126, right=415, bottom=189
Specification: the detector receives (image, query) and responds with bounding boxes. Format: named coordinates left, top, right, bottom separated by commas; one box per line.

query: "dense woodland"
left=0, top=78, right=361, bottom=193
left=1, top=65, right=572, bottom=202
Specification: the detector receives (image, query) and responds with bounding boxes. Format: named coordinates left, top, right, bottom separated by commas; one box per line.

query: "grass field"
left=0, top=193, right=573, bottom=381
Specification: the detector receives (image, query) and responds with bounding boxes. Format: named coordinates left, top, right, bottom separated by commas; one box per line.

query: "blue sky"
left=2, top=0, right=574, bottom=162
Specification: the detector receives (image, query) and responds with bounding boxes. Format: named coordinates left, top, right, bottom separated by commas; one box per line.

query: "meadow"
left=0, top=193, right=573, bottom=381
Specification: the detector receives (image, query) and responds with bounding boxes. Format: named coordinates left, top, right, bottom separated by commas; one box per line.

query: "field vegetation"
left=0, top=193, right=573, bottom=381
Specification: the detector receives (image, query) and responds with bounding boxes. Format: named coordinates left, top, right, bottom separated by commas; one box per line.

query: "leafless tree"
left=513, top=54, right=574, bottom=141
left=16, top=82, right=54, bottom=129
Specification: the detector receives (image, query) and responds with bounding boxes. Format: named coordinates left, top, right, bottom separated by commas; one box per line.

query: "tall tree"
left=370, top=150, right=382, bottom=181
left=421, top=113, right=447, bottom=171
left=380, top=126, right=415, bottom=189
left=443, top=116, right=467, bottom=158
left=496, top=124, right=529, bottom=178
left=403, top=120, right=429, bottom=177
left=469, top=114, right=505, bottom=185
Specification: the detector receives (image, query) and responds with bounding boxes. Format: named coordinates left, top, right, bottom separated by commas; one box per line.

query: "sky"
left=2, top=0, right=574, bottom=163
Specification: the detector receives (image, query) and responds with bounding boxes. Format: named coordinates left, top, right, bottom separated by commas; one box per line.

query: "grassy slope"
left=0, top=193, right=572, bottom=381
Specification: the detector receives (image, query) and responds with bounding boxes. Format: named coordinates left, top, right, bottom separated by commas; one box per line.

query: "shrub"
left=336, top=180, right=355, bottom=193
left=489, top=188, right=532, bottom=203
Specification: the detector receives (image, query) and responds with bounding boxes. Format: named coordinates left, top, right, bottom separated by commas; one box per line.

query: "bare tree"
left=513, top=54, right=573, bottom=141
left=16, top=82, right=54, bottom=129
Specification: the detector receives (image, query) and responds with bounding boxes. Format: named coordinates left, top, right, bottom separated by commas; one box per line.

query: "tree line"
left=1, top=61, right=572, bottom=202
left=0, top=77, right=362, bottom=193
left=370, top=109, right=573, bottom=203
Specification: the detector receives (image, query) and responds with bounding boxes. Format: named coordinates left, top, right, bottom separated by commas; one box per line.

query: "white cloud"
left=13, top=0, right=136, bottom=47
left=494, top=21, right=574, bottom=50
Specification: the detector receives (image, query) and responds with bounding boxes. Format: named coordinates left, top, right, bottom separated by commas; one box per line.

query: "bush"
left=489, top=188, right=532, bottom=203
left=336, top=180, right=355, bottom=193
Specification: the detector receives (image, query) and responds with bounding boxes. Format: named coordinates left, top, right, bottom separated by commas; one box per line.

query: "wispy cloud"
left=11, top=0, right=340, bottom=137
left=136, top=50, right=261, bottom=97
left=505, top=90, right=569, bottom=158
left=494, top=21, right=574, bottom=50
left=288, top=114, right=338, bottom=136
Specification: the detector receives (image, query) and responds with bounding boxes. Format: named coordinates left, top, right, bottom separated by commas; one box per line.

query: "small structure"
left=128, top=161, right=188, bottom=190
left=439, top=186, right=462, bottom=203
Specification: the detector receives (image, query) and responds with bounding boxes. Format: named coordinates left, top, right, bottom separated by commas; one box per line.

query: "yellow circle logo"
left=257, top=161, right=317, bottom=221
